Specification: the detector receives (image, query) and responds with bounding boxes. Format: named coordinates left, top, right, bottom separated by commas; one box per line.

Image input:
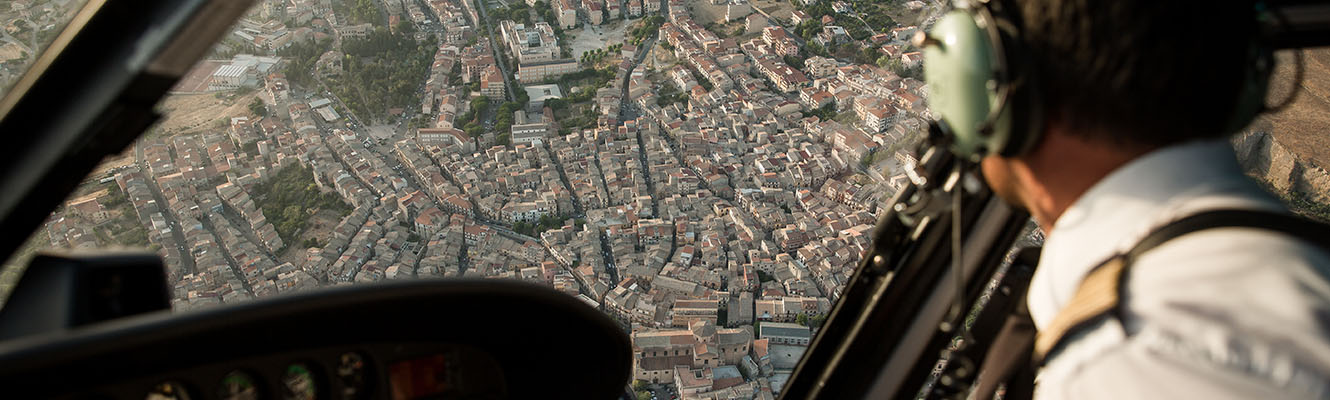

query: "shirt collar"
left=1026, top=139, right=1284, bottom=329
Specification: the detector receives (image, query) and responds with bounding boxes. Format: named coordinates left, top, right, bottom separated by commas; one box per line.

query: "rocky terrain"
left=1234, top=48, right=1330, bottom=212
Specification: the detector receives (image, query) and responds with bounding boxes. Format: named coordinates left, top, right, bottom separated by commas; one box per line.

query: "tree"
left=875, top=55, right=893, bottom=69
left=248, top=97, right=268, bottom=117
left=796, top=313, right=809, bottom=326
left=464, top=123, right=485, bottom=138
left=471, top=96, right=491, bottom=115
left=783, top=54, right=805, bottom=69
left=544, top=98, right=568, bottom=112
left=633, top=380, right=649, bottom=391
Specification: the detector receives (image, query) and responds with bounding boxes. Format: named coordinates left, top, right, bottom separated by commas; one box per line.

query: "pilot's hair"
left=1016, top=0, right=1259, bottom=147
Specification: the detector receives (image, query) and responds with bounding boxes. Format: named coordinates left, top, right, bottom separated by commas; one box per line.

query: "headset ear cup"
left=920, top=11, right=1003, bottom=160
left=920, top=4, right=1042, bottom=160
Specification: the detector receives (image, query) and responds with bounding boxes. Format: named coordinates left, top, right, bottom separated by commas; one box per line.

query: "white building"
left=208, top=54, right=281, bottom=91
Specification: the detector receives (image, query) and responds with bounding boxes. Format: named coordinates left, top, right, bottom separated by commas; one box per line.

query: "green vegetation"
left=784, top=54, right=806, bottom=70
left=512, top=214, right=565, bottom=236
left=796, top=20, right=822, bottom=42
left=328, top=24, right=434, bottom=122
left=248, top=98, right=268, bottom=117
left=1287, top=191, right=1330, bottom=222
left=251, top=165, right=353, bottom=246
left=580, top=48, right=609, bottom=65
left=550, top=67, right=616, bottom=88
left=463, top=96, right=492, bottom=138
left=806, top=103, right=836, bottom=121
left=883, top=57, right=922, bottom=80
left=796, top=313, right=828, bottom=328
left=534, top=1, right=557, bottom=25
left=491, top=1, right=533, bottom=25
left=101, top=183, right=127, bottom=210
left=804, top=41, right=830, bottom=58
left=795, top=0, right=890, bottom=41
left=494, top=101, right=524, bottom=134
left=332, top=0, right=384, bottom=25
left=657, top=90, right=688, bottom=107
left=631, top=15, right=666, bottom=45
left=278, top=38, right=332, bottom=87
left=704, top=22, right=731, bottom=39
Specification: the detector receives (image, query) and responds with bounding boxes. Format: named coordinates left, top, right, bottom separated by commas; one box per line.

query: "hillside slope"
left=1259, top=48, right=1330, bottom=169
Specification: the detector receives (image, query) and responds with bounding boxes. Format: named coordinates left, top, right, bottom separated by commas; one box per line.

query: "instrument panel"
left=0, top=280, right=630, bottom=399
left=127, top=342, right=504, bottom=400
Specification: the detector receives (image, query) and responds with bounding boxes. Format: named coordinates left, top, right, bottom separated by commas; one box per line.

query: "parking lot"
left=569, top=21, right=628, bottom=59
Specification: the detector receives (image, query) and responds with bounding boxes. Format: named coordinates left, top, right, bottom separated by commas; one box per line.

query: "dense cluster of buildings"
left=34, top=0, right=943, bottom=398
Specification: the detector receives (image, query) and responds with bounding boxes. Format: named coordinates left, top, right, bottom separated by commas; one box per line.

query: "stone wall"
left=1232, top=129, right=1330, bottom=203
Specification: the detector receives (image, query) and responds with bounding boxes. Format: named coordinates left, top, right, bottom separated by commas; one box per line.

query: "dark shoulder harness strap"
left=1032, top=209, right=1330, bottom=365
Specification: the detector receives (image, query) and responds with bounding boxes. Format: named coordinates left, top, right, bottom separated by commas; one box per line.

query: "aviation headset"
left=916, top=0, right=1276, bottom=162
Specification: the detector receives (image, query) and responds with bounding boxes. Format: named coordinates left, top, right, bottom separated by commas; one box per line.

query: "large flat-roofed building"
left=510, top=110, right=549, bottom=144
left=208, top=54, right=281, bottom=91
left=516, top=59, right=580, bottom=83
left=418, top=127, right=474, bottom=152
left=758, top=322, right=811, bottom=346
left=498, top=21, right=560, bottom=64
left=523, top=84, right=564, bottom=112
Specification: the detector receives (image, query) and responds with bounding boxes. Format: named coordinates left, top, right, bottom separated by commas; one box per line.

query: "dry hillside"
left=1260, top=48, right=1330, bottom=170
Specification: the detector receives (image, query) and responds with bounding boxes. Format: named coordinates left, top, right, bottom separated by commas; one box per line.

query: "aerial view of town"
left=3, top=0, right=936, bottom=397
left=6, top=0, right=1330, bottom=398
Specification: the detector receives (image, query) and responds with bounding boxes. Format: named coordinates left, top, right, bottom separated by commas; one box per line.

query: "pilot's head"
left=978, top=0, right=1264, bottom=229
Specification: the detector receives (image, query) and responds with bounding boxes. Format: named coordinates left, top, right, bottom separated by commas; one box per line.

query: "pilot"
left=973, top=1, right=1330, bottom=398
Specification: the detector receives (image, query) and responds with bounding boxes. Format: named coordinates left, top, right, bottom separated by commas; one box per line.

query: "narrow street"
left=473, top=0, right=518, bottom=102
left=542, top=142, right=585, bottom=216
left=133, top=142, right=197, bottom=276
left=217, top=202, right=280, bottom=263
left=197, top=215, right=255, bottom=295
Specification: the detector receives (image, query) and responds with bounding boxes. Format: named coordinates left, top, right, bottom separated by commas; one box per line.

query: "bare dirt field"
left=154, top=91, right=260, bottom=136
left=91, top=147, right=136, bottom=177
left=1260, top=48, right=1330, bottom=169
left=752, top=0, right=795, bottom=25
left=687, top=0, right=730, bottom=25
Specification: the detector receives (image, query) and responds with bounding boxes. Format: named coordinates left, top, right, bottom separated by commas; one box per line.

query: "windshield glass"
left=3, top=0, right=1328, bottom=398
left=0, top=0, right=89, bottom=100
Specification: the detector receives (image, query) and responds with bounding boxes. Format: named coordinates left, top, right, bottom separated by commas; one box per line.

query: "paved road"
left=198, top=215, right=255, bottom=295
left=473, top=0, right=519, bottom=102
left=133, top=142, right=197, bottom=276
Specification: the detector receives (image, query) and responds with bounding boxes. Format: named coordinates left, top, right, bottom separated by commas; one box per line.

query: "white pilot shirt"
left=1029, top=140, right=1330, bottom=399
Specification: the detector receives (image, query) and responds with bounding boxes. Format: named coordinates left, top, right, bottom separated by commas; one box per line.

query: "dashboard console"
left=0, top=279, right=631, bottom=399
